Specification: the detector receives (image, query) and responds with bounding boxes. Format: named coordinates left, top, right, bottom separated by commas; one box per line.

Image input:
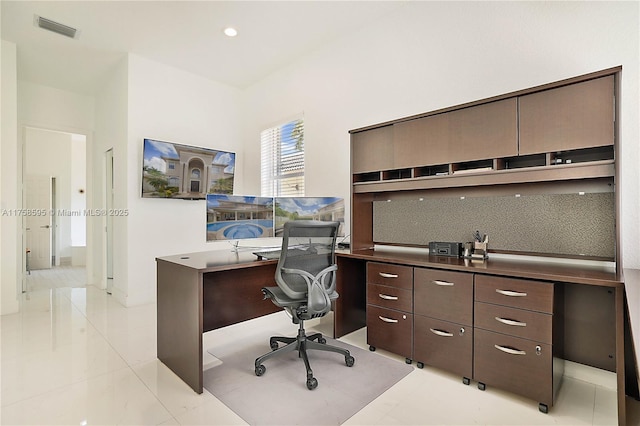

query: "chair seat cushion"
left=263, top=286, right=339, bottom=309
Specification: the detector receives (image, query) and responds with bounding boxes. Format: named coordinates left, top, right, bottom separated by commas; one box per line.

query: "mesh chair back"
left=275, top=221, right=339, bottom=316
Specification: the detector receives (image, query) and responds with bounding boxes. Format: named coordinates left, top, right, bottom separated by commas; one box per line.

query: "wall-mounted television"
left=206, top=195, right=274, bottom=241
left=206, top=194, right=345, bottom=243
left=142, top=138, right=235, bottom=200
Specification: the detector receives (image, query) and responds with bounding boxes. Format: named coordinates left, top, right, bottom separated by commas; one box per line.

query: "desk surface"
left=341, top=248, right=623, bottom=287
left=156, top=249, right=277, bottom=272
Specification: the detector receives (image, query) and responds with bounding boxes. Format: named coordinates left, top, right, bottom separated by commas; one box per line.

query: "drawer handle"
left=432, top=280, right=454, bottom=286
left=494, top=344, right=526, bottom=356
left=495, top=317, right=527, bottom=327
left=496, top=289, right=528, bottom=297
left=378, top=315, right=398, bottom=323
left=378, top=293, right=399, bottom=301
left=429, top=328, right=454, bottom=337
left=379, top=272, right=399, bottom=279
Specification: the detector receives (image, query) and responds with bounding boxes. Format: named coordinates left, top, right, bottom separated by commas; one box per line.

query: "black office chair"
left=254, top=220, right=355, bottom=390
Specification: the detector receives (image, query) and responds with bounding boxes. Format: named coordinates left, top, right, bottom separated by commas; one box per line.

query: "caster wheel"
left=345, top=355, right=355, bottom=367
left=306, top=377, right=318, bottom=390
left=369, top=346, right=376, bottom=352
left=463, top=377, right=470, bottom=385
left=417, top=362, right=424, bottom=369
left=255, top=364, right=266, bottom=376
left=270, top=342, right=278, bottom=351
left=405, top=358, right=412, bottom=364
left=478, top=382, right=486, bottom=391
left=318, top=337, right=327, bottom=344
left=539, top=403, right=548, bottom=414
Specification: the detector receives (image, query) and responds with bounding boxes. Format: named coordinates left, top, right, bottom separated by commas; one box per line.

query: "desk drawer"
left=367, top=262, right=413, bottom=290
left=475, top=275, right=554, bottom=313
left=414, top=315, right=472, bottom=379
left=474, top=328, right=553, bottom=406
left=414, top=268, right=473, bottom=325
left=367, top=283, right=412, bottom=312
left=475, top=301, right=552, bottom=344
left=367, top=305, right=412, bottom=359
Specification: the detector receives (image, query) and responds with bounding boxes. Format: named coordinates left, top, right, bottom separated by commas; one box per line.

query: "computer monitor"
left=206, top=195, right=274, bottom=241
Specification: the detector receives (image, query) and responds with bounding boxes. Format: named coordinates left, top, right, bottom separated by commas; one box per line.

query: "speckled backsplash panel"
left=373, top=192, right=615, bottom=258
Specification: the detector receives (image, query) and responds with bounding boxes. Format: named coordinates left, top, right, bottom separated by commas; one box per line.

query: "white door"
left=26, top=175, right=52, bottom=270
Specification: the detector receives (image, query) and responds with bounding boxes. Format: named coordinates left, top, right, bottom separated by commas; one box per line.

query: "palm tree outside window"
left=260, top=118, right=305, bottom=197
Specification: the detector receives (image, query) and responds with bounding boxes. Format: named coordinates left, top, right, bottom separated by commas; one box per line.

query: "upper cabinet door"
left=393, top=98, right=518, bottom=167
left=519, top=76, right=614, bottom=155
left=351, top=125, right=394, bottom=174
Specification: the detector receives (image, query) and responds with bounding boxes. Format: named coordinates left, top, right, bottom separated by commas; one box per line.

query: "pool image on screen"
left=274, top=197, right=345, bottom=236
left=206, top=195, right=274, bottom=241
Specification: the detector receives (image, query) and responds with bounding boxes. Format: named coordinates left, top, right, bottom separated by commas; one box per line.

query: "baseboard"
left=563, top=360, right=617, bottom=390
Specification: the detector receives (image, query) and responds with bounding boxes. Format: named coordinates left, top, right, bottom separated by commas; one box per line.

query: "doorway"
left=23, top=127, right=88, bottom=292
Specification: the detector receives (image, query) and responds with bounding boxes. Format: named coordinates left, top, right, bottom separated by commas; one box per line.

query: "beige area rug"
left=203, top=337, right=413, bottom=425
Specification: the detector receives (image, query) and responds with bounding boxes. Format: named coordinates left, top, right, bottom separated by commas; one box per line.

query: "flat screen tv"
left=206, top=195, right=274, bottom=241
left=142, top=138, right=235, bottom=200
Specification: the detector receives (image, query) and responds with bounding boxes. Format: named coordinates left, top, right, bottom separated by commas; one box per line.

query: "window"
left=261, top=118, right=304, bottom=197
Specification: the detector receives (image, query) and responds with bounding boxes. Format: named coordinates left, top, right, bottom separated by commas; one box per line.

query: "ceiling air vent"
left=34, top=15, right=78, bottom=39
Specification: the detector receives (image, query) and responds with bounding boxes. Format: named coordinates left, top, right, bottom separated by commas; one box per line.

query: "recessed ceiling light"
left=223, top=27, right=238, bottom=37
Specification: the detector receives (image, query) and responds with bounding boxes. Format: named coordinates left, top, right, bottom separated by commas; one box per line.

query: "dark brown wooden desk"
left=156, top=250, right=280, bottom=394
left=156, top=248, right=363, bottom=394
left=156, top=247, right=635, bottom=424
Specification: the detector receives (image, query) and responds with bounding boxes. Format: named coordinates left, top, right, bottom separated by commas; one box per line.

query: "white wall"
left=70, top=134, right=87, bottom=247
left=123, top=54, right=243, bottom=306
left=93, top=56, right=128, bottom=297
left=241, top=1, right=640, bottom=269
left=1, top=40, right=20, bottom=315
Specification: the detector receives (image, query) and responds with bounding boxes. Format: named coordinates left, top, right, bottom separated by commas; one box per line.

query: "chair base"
left=254, top=320, right=355, bottom=390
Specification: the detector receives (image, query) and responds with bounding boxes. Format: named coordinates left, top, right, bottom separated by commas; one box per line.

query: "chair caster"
left=345, top=355, right=355, bottom=367
left=318, top=337, right=327, bottom=344
left=478, top=382, right=486, bottom=391
left=255, top=364, right=266, bottom=376
left=306, top=377, right=318, bottom=390
left=539, top=403, right=548, bottom=414
left=463, top=377, right=470, bottom=385
left=417, top=362, right=424, bottom=369
left=270, top=342, right=278, bottom=351
left=405, top=358, right=412, bottom=364
left=369, top=346, right=376, bottom=351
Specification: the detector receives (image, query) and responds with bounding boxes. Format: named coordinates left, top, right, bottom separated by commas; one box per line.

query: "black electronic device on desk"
left=429, top=241, right=463, bottom=257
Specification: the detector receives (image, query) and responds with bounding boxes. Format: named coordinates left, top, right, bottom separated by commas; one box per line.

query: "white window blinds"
left=260, top=118, right=305, bottom=197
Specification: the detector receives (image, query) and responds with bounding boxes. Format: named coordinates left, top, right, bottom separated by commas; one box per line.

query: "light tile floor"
left=2, top=266, right=640, bottom=425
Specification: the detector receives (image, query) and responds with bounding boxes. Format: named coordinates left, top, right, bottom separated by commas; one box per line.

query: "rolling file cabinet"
left=413, top=269, right=474, bottom=383
left=473, top=275, right=563, bottom=413
left=366, top=262, right=414, bottom=363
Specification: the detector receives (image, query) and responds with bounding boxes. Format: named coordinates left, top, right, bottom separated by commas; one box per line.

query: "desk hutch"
left=339, top=66, right=637, bottom=424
